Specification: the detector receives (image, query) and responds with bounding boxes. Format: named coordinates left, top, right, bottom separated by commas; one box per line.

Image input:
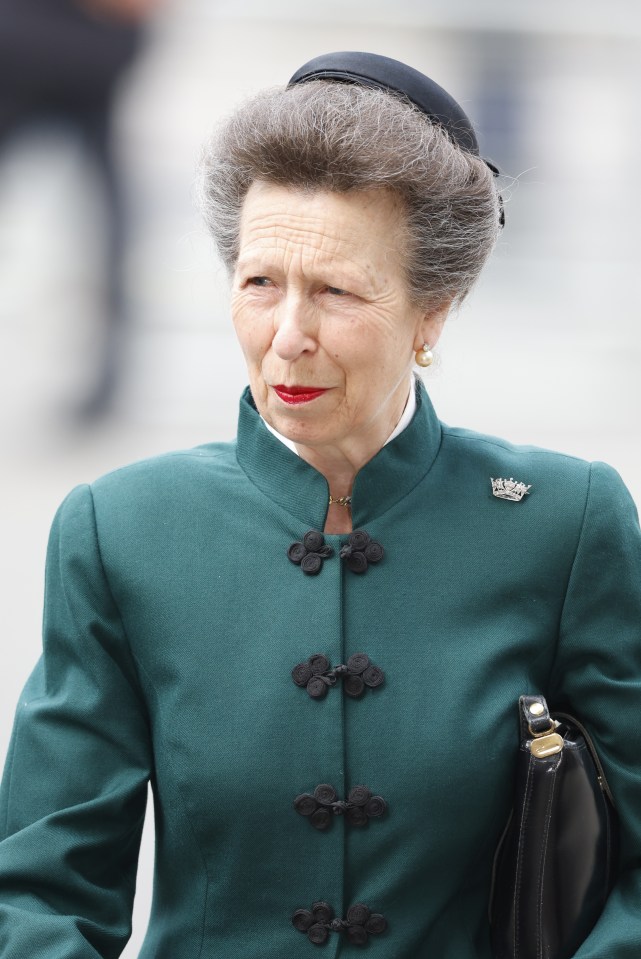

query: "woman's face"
left=231, top=182, right=446, bottom=450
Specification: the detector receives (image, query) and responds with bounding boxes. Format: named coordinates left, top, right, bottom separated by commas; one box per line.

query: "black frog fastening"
left=291, top=652, right=385, bottom=699
left=287, top=530, right=334, bottom=575
left=340, top=529, right=384, bottom=574
left=292, top=901, right=388, bottom=946
left=294, top=783, right=388, bottom=830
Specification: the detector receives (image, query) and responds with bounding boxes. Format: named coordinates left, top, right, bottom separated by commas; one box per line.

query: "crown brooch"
left=491, top=477, right=532, bottom=502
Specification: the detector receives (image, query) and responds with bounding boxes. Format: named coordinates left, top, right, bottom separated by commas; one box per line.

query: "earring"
left=415, top=343, right=433, bottom=368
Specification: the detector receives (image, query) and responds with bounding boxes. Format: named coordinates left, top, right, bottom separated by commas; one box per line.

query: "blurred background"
left=1, top=1, right=639, bottom=954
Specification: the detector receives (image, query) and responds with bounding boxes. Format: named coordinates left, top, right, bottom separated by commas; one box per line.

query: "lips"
left=273, top=385, right=329, bottom=405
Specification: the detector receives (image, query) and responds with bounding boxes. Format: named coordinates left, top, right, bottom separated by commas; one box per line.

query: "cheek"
left=337, top=324, right=407, bottom=376
left=324, top=316, right=368, bottom=365
left=231, top=299, right=273, bottom=367
left=338, top=326, right=414, bottom=405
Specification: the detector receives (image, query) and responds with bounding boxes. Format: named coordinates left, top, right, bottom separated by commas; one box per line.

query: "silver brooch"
left=491, top=477, right=532, bottom=502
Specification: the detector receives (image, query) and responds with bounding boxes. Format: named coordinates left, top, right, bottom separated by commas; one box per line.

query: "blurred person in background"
left=0, top=50, right=640, bottom=959
left=0, top=0, right=159, bottom=418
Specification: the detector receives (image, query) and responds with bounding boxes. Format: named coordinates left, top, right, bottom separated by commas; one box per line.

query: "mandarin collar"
left=235, top=377, right=442, bottom=529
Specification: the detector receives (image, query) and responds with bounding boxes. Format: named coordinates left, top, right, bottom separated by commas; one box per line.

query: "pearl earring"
left=415, top=343, right=433, bottom=368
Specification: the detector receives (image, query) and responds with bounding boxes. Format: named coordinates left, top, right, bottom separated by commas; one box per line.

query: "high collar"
left=235, top=378, right=442, bottom=530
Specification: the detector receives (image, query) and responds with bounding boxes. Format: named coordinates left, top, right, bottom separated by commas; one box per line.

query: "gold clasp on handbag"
left=529, top=721, right=564, bottom=758
left=525, top=698, right=564, bottom=757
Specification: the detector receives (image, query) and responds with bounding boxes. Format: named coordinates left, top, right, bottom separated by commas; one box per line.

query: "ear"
left=413, top=300, right=451, bottom=353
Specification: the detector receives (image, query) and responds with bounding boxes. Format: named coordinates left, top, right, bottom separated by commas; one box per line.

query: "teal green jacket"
left=1, top=381, right=641, bottom=958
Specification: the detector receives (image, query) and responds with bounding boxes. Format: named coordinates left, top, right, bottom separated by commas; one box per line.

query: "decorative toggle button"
left=294, top=783, right=388, bottom=830
left=287, top=530, right=334, bottom=575
left=340, top=529, right=384, bottom=574
left=291, top=652, right=385, bottom=699
left=292, top=901, right=387, bottom=946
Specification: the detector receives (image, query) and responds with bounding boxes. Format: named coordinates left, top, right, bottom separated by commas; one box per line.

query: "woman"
left=0, top=51, right=640, bottom=959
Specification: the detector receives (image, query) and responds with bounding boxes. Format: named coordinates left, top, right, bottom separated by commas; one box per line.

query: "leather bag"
left=489, top=694, right=618, bottom=959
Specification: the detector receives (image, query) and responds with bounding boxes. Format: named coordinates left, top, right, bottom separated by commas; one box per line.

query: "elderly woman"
left=0, top=52, right=640, bottom=959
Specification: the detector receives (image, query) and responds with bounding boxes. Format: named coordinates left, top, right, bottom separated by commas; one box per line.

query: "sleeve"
left=548, top=461, right=641, bottom=958
left=0, top=484, right=152, bottom=959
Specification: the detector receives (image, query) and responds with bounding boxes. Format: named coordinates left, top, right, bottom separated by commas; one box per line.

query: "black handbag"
left=489, top=694, right=619, bottom=959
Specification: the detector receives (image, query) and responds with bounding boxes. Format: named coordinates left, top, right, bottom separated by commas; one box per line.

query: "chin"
left=271, top=411, right=334, bottom=446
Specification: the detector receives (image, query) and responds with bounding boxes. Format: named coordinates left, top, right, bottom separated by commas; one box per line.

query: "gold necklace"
left=328, top=495, right=352, bottom=508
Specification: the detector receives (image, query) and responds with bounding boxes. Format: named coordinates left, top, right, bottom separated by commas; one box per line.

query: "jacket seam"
left=547, top=461, right=593, bottom=691
left=91, top=447, right=232, bottom=485
left=88, top=481, right=212, bottom=957
left=441, top=427, right=588, bottom=464
left=128, top=651, right=210, bottom=959
left=86, top=483, right=151, bottom=712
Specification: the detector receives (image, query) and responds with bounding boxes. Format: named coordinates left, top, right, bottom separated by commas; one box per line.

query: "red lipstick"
left=273, top=385, right=328, bottom=405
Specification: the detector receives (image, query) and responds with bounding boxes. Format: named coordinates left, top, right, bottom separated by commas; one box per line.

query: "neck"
left=297, top=442, right=361, bottom=535
left=295, top=442, right=360, bottom=501
left=294, top=377, right=413, bottom=533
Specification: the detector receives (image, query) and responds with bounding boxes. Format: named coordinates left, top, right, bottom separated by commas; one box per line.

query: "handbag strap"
left=519, top=694, right=554, bottom=735
left=519, top=695, right=564, bottom=758
left=553, top=710, right=617, bottom=807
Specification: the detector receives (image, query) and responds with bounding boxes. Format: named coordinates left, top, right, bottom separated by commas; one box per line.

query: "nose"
left=271, top=293, right=318, bottom=362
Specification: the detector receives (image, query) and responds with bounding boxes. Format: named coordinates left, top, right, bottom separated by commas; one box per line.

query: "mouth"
left=272, top=385, right=329, bottom=405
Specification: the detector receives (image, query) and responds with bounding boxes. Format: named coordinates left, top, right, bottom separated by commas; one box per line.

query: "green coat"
left=1, top=381, right=641, bottom=958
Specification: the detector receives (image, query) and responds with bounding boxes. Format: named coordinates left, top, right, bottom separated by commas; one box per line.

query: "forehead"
left=236, top=182, right=406, bottom=274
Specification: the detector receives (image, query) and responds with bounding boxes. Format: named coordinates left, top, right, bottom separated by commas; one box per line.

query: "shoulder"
left=437, top=421, right=636, bottom=532
left=92, top=439, right=239, bottom=499
left=55, top=439, right=242, bottom=531
left=439, top=421, right=628, bottom=493
left=440, top=422, right=590, bottom=482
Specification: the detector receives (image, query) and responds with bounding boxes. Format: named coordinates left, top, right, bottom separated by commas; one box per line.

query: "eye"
left=247, top=276, right=272, bottom=287
left=326, top=286, right=349, bottom=296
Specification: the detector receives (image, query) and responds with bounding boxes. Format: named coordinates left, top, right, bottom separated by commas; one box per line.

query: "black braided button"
left=294, top=783, right=387, bottom=830
left=348, top=925, right=368, bottom=945
left=365, top=913, right=388, bottom=935
left=347, top=653, right=370, bottom=673
left=347, top=904, right=371, bottom=926
left=344, top=674, right=365, bottom=697
left=310, top=808, right=331, bottom=830
left=311, top=902, right=334, bottom=924
left=363, top=664, right=385, bottom=688
left=293, top=793, right=317, bottom=817
left=292, top=902, right=387, bottom=946
left=308, top=924, right=328, bottom=945
left=292, top=908, right=315, bottom=932
left=345, top=651, right=384, bottom=697
left=340, top=529, right=384, bottom=574
left=365, top=795, right=387, bottom=818
left=346, top=806, right=367, bottom=826
left=291, top=653, right=384, bottom=699
left=348, top=785, right=371, bottom=806
left=314, top=783, right=338, bottom=804
left=287, top=530, right=334, bottom=575
left=308, top=654, right=330, bottom=674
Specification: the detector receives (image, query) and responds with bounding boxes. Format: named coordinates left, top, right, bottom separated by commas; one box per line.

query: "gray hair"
left=198, top=81, right=502, bottom=309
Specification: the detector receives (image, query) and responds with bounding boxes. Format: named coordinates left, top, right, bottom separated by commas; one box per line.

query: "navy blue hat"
left=289, top=51, right=480, bottom=156
left=288, top=51, right=504, bottom=225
